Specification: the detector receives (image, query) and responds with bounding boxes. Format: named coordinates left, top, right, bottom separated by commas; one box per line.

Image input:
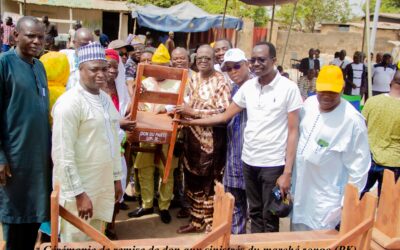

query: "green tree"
left=276, top=0, right=351, bottom=33
left=128, top=0, right=269, bottom=27
left=365, top=0, right=400, bottom=14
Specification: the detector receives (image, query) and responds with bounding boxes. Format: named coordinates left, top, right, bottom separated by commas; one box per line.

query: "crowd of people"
left=0, top=15, right=399, bottom=250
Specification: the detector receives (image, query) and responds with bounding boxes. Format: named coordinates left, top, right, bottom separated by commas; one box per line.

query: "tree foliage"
left=365, top=0, right=400, bottom=14
left=276, top=0, right=351, bottom=33
left=128, top=0, right=269, bottom=27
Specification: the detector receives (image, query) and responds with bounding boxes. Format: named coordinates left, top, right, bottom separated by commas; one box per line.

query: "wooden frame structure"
left=42, top=183, right=377, bottom=250
left=228, top=184, right=377, bottom=250
left=371, top=170, right=400, bottom=250
left=127, top=63, right=188, bottom=183
left=41, top=182, right=234, bottom=249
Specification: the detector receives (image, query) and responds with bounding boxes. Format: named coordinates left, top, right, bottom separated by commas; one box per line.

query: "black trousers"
left=2, top=223, right=40, bottom=250
left=243, top=163, right=284, bottom=233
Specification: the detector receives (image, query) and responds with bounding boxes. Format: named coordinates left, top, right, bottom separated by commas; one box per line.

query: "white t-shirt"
left=372, top=64, right=396, bottom=92
left=351, top=63, right=364, bottom=96
left=233, top=72, right=303, bottom=167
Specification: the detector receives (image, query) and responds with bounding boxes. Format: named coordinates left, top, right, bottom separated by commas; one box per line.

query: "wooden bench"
left=41, top=182, right=234, bottom=250
left=371, top=170, right=400, bottom=250
left=229, top=184, right=377, bottom=250
left=41, top=183, right=377, bottom=250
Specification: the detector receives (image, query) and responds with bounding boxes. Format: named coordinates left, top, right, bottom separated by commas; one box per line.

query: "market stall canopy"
left=239, top=0, right=296, bottom=6
left=130, top=1, right=243, bottom=32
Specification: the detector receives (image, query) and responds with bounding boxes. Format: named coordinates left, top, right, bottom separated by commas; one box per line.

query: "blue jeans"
left=361, top=160, right=400, bottom=197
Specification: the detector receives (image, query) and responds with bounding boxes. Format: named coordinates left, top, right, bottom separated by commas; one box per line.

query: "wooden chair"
left=371, top=170, right=400, bottom=250
left=191, top=182, right=235, bottom=249
left=45, top=183, right=119, bottom=250
left=127, top=63, right=188, bottom=183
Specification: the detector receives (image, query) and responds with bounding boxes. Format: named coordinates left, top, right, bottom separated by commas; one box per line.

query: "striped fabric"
left=78, top=42, right=106, bottom=65
left=223, top=84, right=247, bottom=190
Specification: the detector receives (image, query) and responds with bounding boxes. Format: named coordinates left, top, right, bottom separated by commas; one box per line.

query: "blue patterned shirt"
left=223, top=83, right=247, bottom=189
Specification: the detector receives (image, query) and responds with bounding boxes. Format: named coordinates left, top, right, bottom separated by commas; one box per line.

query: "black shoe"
left=119, top=202, right=129, bottom=210
left=123, top=194, right=137, bottom=202
left=159, top=210, right=171, bottom=224
left=127, top=207, right=154, bottom=218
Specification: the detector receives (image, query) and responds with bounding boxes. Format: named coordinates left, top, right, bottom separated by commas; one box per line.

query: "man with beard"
left=0, top=16, right=51, bottom=250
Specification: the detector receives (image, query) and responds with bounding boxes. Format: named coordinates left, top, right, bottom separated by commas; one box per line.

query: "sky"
left=350, top=0, right=365, bottom=17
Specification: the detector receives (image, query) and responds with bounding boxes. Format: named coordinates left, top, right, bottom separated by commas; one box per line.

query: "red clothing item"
left=111, top=93, right=119, bottom=111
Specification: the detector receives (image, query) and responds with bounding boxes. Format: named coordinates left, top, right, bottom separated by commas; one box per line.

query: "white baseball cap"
left=221, top=48, right=247, bottom=69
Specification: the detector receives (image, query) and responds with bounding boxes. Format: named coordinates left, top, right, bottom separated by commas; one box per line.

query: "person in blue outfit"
left=0, top=16, right=51, bottom=250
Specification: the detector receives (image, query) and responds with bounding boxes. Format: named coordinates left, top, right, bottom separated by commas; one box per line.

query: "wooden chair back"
left=49, top=183, right=119, bottom=249
left=371, top=170, right=400, bottom=250
left=327, top=184, right=378, bottom=250
left=191, top=182, right=235, bottom=249
left=128, top=63, right=188, bottom=183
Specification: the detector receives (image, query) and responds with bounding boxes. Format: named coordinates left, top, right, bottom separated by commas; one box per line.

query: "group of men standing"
left=1, top=15, right=400, bottom=250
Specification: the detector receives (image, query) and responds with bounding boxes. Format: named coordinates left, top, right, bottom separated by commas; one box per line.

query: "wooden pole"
left=370, top=0, right=381, bottom=54
left=118, top=12, right=123, bottom=40
left=281, top=0, right=298, bottom=66
left=133, top=18, right=137, bottom=35
left=361, top=16, right=366, bottom=56
left=366, top=0, right=372, bottom=98
left=186, top=32, right=191, bottom=50
left=69, top=8, right=73, bottom=30
left=268, top=0, right=276, bottom=42
left=221, top=0, right=229, bottom=38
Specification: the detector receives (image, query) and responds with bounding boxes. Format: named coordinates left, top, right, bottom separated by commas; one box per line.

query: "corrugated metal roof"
left=16, top=0, right=130, bottom=12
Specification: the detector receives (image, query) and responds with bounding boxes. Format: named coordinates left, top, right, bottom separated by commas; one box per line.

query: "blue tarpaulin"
left=131, top=1, right=243, bottom=33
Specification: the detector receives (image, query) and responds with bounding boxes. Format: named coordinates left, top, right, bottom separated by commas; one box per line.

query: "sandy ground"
left=0, top=199, right=290, bottom=242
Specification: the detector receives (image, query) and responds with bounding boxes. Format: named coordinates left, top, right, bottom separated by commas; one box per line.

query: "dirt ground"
left=0, top=199, right=290, bottom=242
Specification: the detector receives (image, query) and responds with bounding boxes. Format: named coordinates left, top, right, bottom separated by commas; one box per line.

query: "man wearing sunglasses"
left=61, top=27, right=94, bottom=90
left=108, top=40, right=136, bottom=82
left=176, top=42, right=302, bottom=233
left=220, top=48, right=252, bottom=234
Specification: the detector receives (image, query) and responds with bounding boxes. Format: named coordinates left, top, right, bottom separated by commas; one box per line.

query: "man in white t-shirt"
left=331, top=50, right=350, bottom=71
left=344, top=51, right=367, bottom=97
left=176, top=42, right=303, bottom=233
left=372, top=53, right=396, bottom=96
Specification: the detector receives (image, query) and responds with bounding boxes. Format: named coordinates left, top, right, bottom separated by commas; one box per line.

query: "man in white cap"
left=52, top=42, right=123, bottom=241
left=220, top=48, right=252, bottom=234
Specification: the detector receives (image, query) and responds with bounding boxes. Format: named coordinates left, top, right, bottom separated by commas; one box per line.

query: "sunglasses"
left=119, top=51, right=128, bottom=57
left=196, top=56, right=212, bottom=62
left=249, top=57, right=273, bottom=64
left=222, top=63, right=242, bottom=72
